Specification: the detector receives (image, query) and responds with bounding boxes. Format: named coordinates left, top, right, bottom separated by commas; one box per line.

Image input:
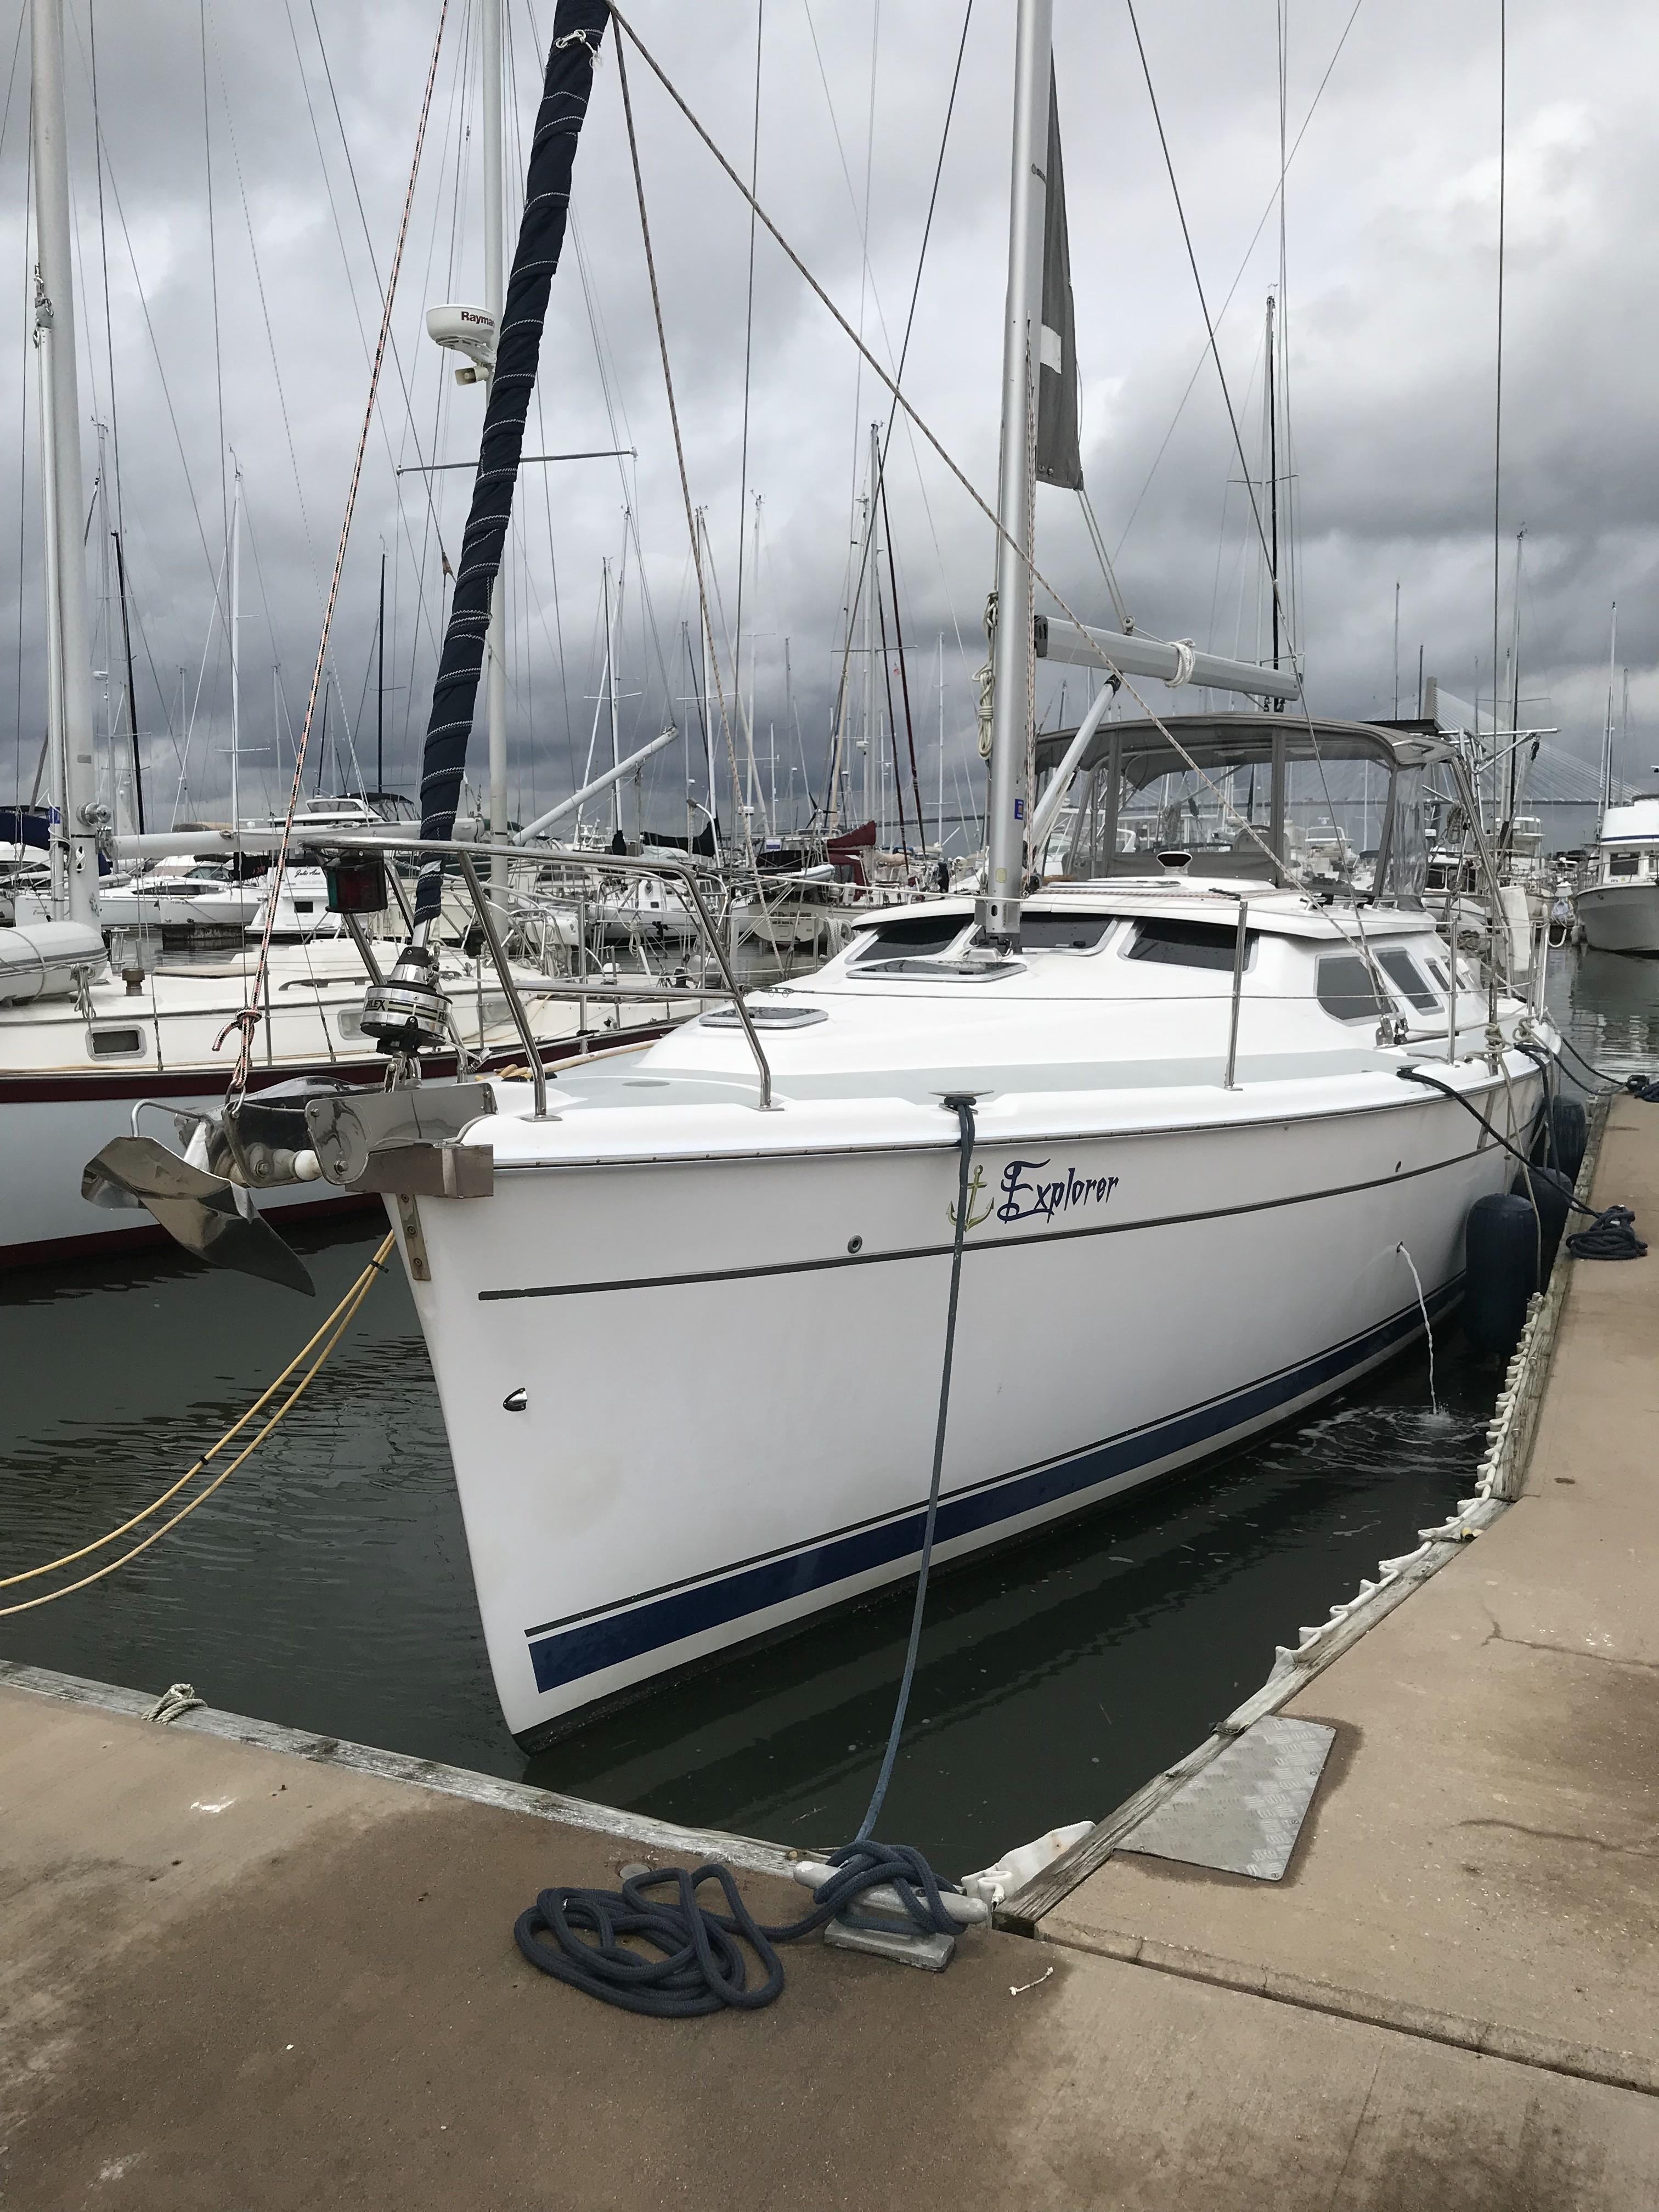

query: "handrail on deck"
left=318, top=831, right=775, bottom=1113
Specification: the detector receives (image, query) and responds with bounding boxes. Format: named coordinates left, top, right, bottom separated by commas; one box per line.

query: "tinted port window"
left=1125, top=917, right=1253, bottom=969
left=87, top=1026, right=145, bottom=1057
left=1019, top=911, right=1115, bottom=950
left=1316, top=955, right=1392, bottom=1022
left=850, top=914, right=964, bottom=961
left=1376, top=946, right=1438, bottom=1012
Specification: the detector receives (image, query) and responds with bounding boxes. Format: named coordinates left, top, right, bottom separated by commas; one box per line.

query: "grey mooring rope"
left=513, top=1096, right=981, bottom=2015
left=855, top=1091, right=978, bottom=1839
left=1398, top=1065, right=1646, bottom=1261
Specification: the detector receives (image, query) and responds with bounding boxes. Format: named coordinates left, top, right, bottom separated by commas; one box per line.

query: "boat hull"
left=400, top=1078, right=1536, bottom=1741
left=0, top=1028, right=670, bottom=1270
left=1577, top=881, right=1659, bottom=955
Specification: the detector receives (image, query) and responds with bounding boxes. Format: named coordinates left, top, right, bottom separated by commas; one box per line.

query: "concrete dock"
left=4, top=1097, right=1658, bottom=2209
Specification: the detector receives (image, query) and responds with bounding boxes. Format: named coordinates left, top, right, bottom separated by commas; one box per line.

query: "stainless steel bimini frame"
left=312, top=830, right=776, bottom=1111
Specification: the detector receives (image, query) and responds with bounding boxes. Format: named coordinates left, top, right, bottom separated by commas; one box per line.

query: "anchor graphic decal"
left=948, top=1164, right=994, bottom=1231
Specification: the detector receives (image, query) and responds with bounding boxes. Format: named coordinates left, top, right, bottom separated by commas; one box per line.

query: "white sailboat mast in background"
left=31, top=0, right=100, bottom=926
left=229, top=461, right=243, bottom=828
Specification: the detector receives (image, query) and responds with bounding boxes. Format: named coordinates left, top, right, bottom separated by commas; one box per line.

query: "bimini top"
left=1034, top=711, right=1459, bottom=780
left=1036, top=712, right=1459, bottom=901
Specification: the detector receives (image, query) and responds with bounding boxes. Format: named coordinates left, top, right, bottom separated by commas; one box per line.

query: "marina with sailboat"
left=4, top=0, right=1658, bottom=2200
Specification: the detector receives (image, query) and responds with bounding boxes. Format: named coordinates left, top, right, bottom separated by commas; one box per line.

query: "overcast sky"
left=1, top=0, right=1650, bottom=842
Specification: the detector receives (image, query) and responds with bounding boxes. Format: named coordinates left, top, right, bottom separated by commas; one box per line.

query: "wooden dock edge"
left=0, top=1656, right=801, bottom=1879
left=999, top=1089, right=1614, bottom=1936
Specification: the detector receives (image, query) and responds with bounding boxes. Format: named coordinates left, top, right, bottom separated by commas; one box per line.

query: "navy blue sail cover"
left=414, top=0, right=610, bottom=923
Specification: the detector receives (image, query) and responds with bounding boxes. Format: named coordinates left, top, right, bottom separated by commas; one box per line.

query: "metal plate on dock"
left=1117, top=1717, right=1335, bottom=1882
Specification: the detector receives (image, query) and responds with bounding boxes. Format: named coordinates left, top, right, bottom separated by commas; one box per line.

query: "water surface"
left=2, top=946, right=1651, bottom=1872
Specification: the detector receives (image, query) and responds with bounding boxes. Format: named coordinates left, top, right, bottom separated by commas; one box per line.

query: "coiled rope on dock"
left=0, top=1233, right=396, bottom=1617
left=515, top=1844, right=967, bottom=2019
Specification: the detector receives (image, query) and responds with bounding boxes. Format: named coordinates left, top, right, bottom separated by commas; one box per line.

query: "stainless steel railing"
left=316, top=831, right=776, bottom=1111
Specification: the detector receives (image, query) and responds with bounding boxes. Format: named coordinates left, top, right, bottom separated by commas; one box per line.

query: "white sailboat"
left=370, top=3, right=1547, bottom=1740
left=97, top=0, right=1551, bottom=1742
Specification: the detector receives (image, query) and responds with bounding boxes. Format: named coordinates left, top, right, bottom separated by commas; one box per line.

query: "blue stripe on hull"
left=527, top=1280, right=1459, bottom=1699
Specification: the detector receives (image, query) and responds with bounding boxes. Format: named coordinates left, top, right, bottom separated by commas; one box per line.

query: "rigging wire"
left=1113, top=0, right=1366, bottom=561
left=848, top=0, right=881, bottom=560
left=729, top=0, right=764, bottom=811
left=1122, top=0, right=1289, bottom=668
left=612, top=31, right=757, bottom=878
left=222, top=1, right=450, bottom=1102
left=281, top=2, right=453, bottom=700
left=1120, top=0, right=1393, bottom=990
left=68, top=23, right=223, bottom=599
left=799, top=0, right=975, bottom=793
left=821, top=0, right=975, bottom=822
left=296, top=0, right=452, bottom=533
left=200, top=0, right=228, bottom=550
left=399, top=0, right=474, bottom=772
left=601, top=5, right=1408, bottom=979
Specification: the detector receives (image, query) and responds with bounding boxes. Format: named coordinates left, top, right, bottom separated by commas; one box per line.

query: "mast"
left=981, top=0, right=1052, bottom=946
left=228, top=460, right=242, bottom=828
left=31, top=0, right=99, bottom=925
left=483, top=0, right=509, bottom=903
left=1266, top=292, right=1280, bottom=692
left=606, top=547, right=623, bottom=840
left=36, top=304, right=64, bottom=908
left=1505, top=527, right=1523, bottom=831
left=698, top=518, right=715, bottom=826
left=376, top=545, right=386, bottom=798
left=937, top=634, right=945, bottom=860
left=94, top=421, right=112, bottom=819
left=1601, top=603, right=1617, bottom=821
left=112, top=529, right=143, bottom=833
left=861, top=426, right=878, bottom=829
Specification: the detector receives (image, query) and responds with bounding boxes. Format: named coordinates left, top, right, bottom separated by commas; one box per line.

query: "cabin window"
left=1018, top=911, right=1116, bottom=951
left=1376, top=946, right=1438, bottom=1013
left=1316, top=955, right=1392, bottom=1023
left=1124, top=917, right=1255, bottom=970
left=86, top=1025, right=146, bottom=1058
left=1609, top=851, right=1640, bottom=878
left=849, top=913, right=966, bottom=962
left=1425, top=957, right=1451, bottom=991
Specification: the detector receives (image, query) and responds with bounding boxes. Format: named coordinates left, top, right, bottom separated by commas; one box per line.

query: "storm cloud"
left=2, top=0, right=1650, bottom=846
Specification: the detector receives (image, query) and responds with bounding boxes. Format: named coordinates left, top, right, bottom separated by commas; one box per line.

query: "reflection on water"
left=1552, top=944, right=1659, bottom=1075
left=2, top=948, right=1654, bottom=1872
